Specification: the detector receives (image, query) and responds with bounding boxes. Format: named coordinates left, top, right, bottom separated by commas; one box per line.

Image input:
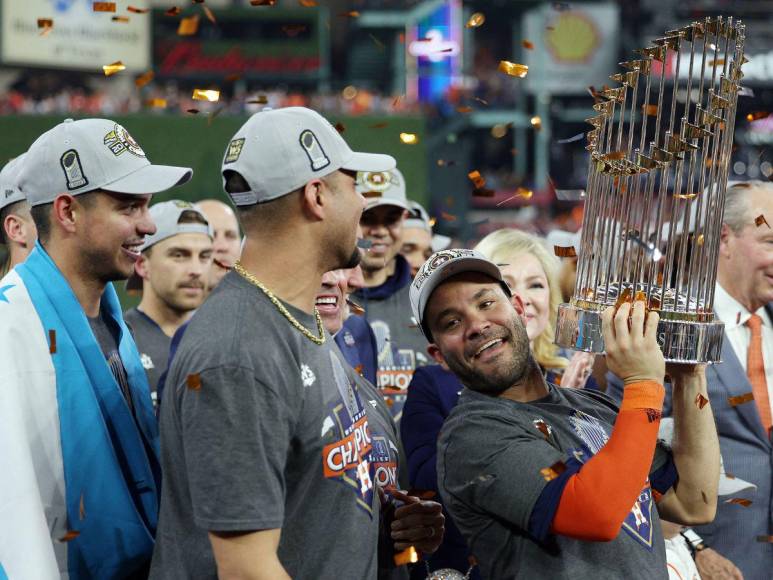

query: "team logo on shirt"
left=321, top=353, right=375, bottom=516
left=370, top=435, right=399, bottom=491
left=140, top=353, right=154, bottom=370
left=568, top=410, right=656, bottom=550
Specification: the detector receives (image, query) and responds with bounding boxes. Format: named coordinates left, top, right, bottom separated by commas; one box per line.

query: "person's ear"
left=301, top=179, right=326, bottom=221
left=51, top=195, right=79, bottom=235
left=3, top=214, right=26, bottom=245
left=134, top=253, right=151, bottom=281
left=427, top=343, right=451, bottom=372
left=510, top=291, right=527, bottom=322
left=718, top=223, right=733, bottom=260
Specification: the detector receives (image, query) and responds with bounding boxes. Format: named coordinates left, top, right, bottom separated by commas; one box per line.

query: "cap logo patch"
left=103, top=124, right=146, bottom=157
left=413, top=249, right=477, bottom=290
left=4, top=188, right=14, bottom=199
left=224, top=138, right=245, bottom=164
left=359, top=171, right=395, bottom=196
left=173, top=200, right=194, bottom=209
left=60, top=149, right=88, bottom=190
left=299, top=129, right=331, bottom=171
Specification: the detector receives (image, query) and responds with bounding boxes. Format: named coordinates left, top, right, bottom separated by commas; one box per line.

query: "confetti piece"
left=134, top=70, right=154, bottom=88
left=340, top=10, right=360, bottom=17
left=755, top=214, right=770, bottom=228
left=614, top=287, right=633, bottom=313
left=472, top=187, right=495, bottom=197
left=38, top=18, right=53, bottom=35
left=186, top=108, right=200, bottom=115
left=251, top=0, right=277, bottom=4
left=127, top=6, right=149, bottom=13
left=178, top=14, right=200, bottom=36
left=516, top=187, right=533, bottom=199
left=399, top=132, right=418, bottom=145
left=334, top=122, right=346, bottom=134
left=93, top=2, right=116, bottom=12
left=440, top=211, right=457, bottom=222
left=674, top=192, right=698, bottom=200
left=58, top=531, right=80, bottom=542
left=533, top=419, right=552, bottom=439
left=202, top=5, right=216, bottom=23
left=540, top=461, right=567, bottom=482
left=145, top=98, right=167, bottom=108
left=474, top=97, right=489, bottom=106
left=186, top=373, right=202, bottom=390
left=436, top=159, right=455, bottom=167
left=645, top=408, right=662, bottom=423
left=556, top=189, right=586, bottom=201
left=701, top=491, right=708, bottom=504
left=643, top=104, right=659, bottom=117
left=695, top=393, right=709, bottom=409
left=369, top=33, right=385, bottom=51
left=725, top=498, right=752, bottom=507
left=298, top=0, right=317, bottom=6
left=369, top=122, right=389, bottom=129
left=498, top=60, right=528, bottom=78
left=728, top=392, right=755, bottom=406
left=490, top=123, right=512, bottom=139
left=554, top=245, right=577, bottom=258
left=112, top=15, right=129, bottom=22
left=102, top=61, right=126, bottom=76
left=394, top=546, right=419, bottom=566
left=165, top=7, right=181, bottom=16
left=530, top=116, right=542, bottom=130
left=747, top=112, right=769, bottom=122
left=757, top=536, right=773, bottom=542
left=556, top=133, right=584, bottom=144
left=79, top=493, right=86, bottom=520
left=522, top=39, right=534, bottom=50
left=48, top=329, right=57, bottom=354
left=468, top=170, right=486, bottom=189
left=696, top=234, right=704, bottom=246
left=192, top=88, right=220, bottom=102
left=708, top=59, right=725, bottom=67
left=246, top=95, right=268, bottom=104
left=347, top=298, right=365, bottom=316
left=354, top=364, right=363, bottom=375
left=466, top=12, right=485, bottom=28
left=361, top=191, right=382, bottom=199
left=457, top=106, right=473, bottom=113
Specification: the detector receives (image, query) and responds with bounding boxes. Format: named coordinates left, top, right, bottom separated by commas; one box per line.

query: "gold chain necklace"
left=233, top=260, right=326, bottom=345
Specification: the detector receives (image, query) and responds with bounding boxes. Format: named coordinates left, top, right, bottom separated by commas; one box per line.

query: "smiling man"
left=125, top=200, right=213, bottom=400
left=410, top=249, right=720, bottom=579
left=0, top=118, right=191, bottom=578
left=195, top=199, right=241, bottom=291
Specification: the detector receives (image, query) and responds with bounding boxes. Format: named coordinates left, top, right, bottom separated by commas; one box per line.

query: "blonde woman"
left=474, top=228, right=594, bottom=387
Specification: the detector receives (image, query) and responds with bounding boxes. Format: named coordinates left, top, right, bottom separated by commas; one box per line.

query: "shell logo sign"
left=544, top=12, right=601, bottom=64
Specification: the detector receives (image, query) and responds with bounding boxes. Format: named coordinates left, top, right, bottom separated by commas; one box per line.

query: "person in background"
left=195, top=199, right=241, bottom=291
left=355, top=168, right=430, bottom=422
left=401, top=201, right=451, bottom=277
left=546, top=228, right=581, bottom=304
left=401, top=229, right=595, bottom=578
left=0, top=154, right=37, bottom=277
left=124, top=200, right=213, bottom=400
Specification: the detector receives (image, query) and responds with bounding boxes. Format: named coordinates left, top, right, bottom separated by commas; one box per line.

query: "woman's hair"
left=474, top=228, right=568, bottom=370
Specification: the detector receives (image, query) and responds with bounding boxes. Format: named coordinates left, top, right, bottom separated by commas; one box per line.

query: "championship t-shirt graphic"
left=321, top=352, right=375, bottom=516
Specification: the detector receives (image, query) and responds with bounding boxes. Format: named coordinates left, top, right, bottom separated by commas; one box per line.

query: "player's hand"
left=602, top=300, right=665, bottom=385
left=695, top=547, right=744, bottom=580
left=390, top=490, right=445, bottom=554
left=560, top=351, right=595, bottom=389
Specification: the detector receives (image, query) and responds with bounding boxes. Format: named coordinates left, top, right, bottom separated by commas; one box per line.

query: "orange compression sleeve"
left=550, top=380, right=665, bottom=541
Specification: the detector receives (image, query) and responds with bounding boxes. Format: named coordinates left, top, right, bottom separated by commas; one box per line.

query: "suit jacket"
left=606, top=306, right=773, bottom=579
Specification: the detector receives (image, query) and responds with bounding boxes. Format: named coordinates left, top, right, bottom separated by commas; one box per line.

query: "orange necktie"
left=746, top=314, right=772, bottom=434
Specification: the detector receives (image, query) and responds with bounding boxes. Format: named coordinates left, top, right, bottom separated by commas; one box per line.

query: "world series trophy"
left=555, top=16, right=746, bottom=363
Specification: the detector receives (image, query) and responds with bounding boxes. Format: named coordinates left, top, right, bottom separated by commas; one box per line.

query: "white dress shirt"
left=714, top=282, right=773, bottom=418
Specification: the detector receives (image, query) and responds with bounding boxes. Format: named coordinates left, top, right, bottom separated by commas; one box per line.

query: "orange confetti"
left=186, top=108, right=200, bottom=115
left=757, top=536, right=773, bottom=542
left=102, top=61, right=126, bottom=76
left=92, top=2, right=116, bottom=12
left=614, top=287, right=634, bottom=313
left=111, top=15, right=129, bottom=22
left=246, top=95, right=268, bottom=104
left=49, top=329, right=57, bottom=354
left=145, top=98, right=167, bottom=108
left=498, top=60, right=528, bottom=78
left=399, top=132, right=418, bottom=145
left=58, top=531, right=80, bottom=542
left=747, top=112, right=769, bottom=122
left=340, top=10, right=360, bottom=17
left=394, top=546, right=419, bottom=566
left=165, top=7, right=182, bottom=16
left=725, top=498, right=752, bottom=507
left=202, top=5, right=216, bottom=24
left=701, top=491, right=709, bottom=504
left=38, top=18, right=53, bottom=35
left=755, top=214, right=770, bottom=228
left=334, top=122, right=346, bottom=134
left=516, top=187, right=533, bottom=199
left=192, top=88, right=220, bottom=102
left=728, top=392, right=755, bottom=406
left=554, top=245, right=577, bottom=258
left=522, top=39, right=535, bottom=50
left=466, top=12, right=485, bottom=28
left=468, top=170, right=486, bottom=189
left=186, top=373, right=202, bottom=390
left=530, top=116, right=542, bottom=130
left=695, top=393, right=709, bottom=409
left=178, top=14, right=200, bottom=36
left=134, top=70, right=154, bottom=88
left=347, top=299, right=365, bottom=316
left=533, top=419, right=552, bottom=439
left=298, top=0, right=317, bottom=6
left=457, top=106, right=473, bottom=113
left=643, top=104, right=659, bottom=117
left=127, top=6, right=149, bottom=13
left=708, top=59, right=726, bottom=67
left=441, top=211, right=457, bottom=222
left=540, top=461, right=567, bottom=482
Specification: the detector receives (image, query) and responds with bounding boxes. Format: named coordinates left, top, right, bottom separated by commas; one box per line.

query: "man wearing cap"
left=125, top=200, right=213, bottom=399
left=0, top=118, right=192, bottom=578
left=409, top=249, right=721, bottom=579
left=0, top=154, right=37, bottom=277
left=195, top=199, right=241, bottom=291
left=401, top=201, right=451, bottom=277
left=151, top=106, right=436, bottom=579
left=354, top=169, right=430, bottom=421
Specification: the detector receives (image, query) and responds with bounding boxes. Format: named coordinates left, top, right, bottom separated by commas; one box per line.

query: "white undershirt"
left=714, top=282, right=773, bottom=418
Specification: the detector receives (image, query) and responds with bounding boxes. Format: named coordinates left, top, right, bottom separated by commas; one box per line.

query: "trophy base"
left=555, top=303, right=724, bottom=364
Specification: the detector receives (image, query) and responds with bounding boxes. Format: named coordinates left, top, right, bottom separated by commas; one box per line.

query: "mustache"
left=179, top=281, right=205, bottom=289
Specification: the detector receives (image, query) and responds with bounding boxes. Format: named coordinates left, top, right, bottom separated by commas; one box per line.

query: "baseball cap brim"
left=341, top=151, right=395, bottom=174
left=365, top=198, right=411, bottom=211
left=102, top=164, right=193, bottom=195
left=431, top=234, right=452, bottom=252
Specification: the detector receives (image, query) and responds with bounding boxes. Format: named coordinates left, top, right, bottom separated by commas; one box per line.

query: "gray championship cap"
left=17, top=118, right=192, bottom=206
left=357, top=167, right=410, bottom=212
left=221, top=106, right=395, bottom=206
left=0, top=153, right=27, bottom=212
left=126, top=200, right=213, bottom=291
left=410, top=249, right=511, bottom=339
left=405, top=200, right=451, bottom=252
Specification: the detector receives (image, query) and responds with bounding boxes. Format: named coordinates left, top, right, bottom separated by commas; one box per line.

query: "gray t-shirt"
left=124, top=307, right=171, bottom=400
left=88, top=312, right=133, bottom=411
left=149, top=271, right=379, bottom=580
left=438, top=385, right=670, bottom=580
